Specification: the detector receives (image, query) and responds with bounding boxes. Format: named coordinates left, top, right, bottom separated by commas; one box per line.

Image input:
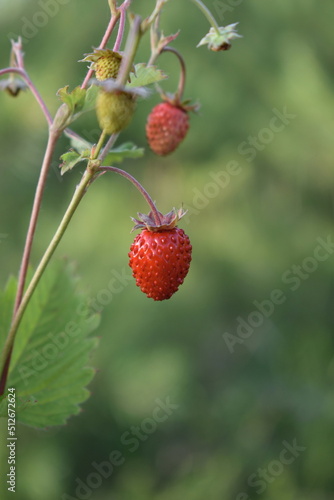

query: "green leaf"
left=102, top=142, right=144, bottom=166
left=127, top=63, right=167, bottom=88
left=0, top=261, right=100, bottom=428
left=54, top=85, right=99, bottom=130
left=62, top=136, right=144, bottom=168
left=57, top=85, right=87, bottom=114
left=64, top=131, right=93, bottom=154
left=81, top=85, right=99, bottom=113
left=59, top=149, right=90, bottom=175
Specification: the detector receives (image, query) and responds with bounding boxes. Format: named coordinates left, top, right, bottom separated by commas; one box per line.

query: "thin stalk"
left=142, top=0, right=166, bottom=33
left=121, top=0, right=133, bottom=10
left=113, top=7, right=126, bottom=51
left=0, top=0, right=139, bottom=393
left=189, top=0, right=220, bottom=34
left=0, top=67, right=52, bottom=126
left=0, top=167, right=96, bottom=393
left=0, top=122, right=106, bottom=394
left=99, top=133, right=119, bottom=162
left=99, top=166, right=162, bottom=225
left=116, top=15, right=142, bottom=87
left=147, top=13, right=161, bottom=67
left=108, top=0, right=118, bottom=16
left=13, top=131, right=60, bottom=313
left=147, top=50, right=158, bottom=67
left=81, top=13, right=120, bottom=89
left=161, top=47, right=186, bottom=101
left=93, top=130, right=107, bottom=158
left=11, top=38, right=25, bottom=69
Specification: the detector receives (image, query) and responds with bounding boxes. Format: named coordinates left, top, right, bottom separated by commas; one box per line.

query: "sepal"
left=197, top=23, right=241, bottom=51
left=131, top=207, right=187, bottom=232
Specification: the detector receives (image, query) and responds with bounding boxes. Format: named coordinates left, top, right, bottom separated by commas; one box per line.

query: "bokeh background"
left=1, top=0, right=334, bottom=499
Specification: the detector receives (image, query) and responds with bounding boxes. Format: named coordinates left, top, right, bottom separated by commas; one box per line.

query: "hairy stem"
left=147, top=13, right=161, bottom=67
left=189, top=0, right=220, bottom=34
left=0, top=166, right=96, bottom=393
left=80, top=0, right=133, bottom=89
left=0, top=130, right=61, bottom=395
left=0, top=0, right=140, bottom=394
left=161, top=47, right=186, bottom=101
left=13, top=131, right=60, bottom=313
left=94, top=130, right=107, bottom=157
left=108, top=0, right=118, bottom=16
left=142, top=0, right=167, bottom=33
left=116, top=15, right=142, bottom=87
left=0, top=121, right=106, bottom=394
left=99, top=166, right=162, bottom=225
left=113, top=7, right=126, bottom=51
left=0, top=67, right=52, bottom=125
left=11, top=38, right=25, bottom=69
left=99, top=133, right=119, bottom=162
left=81, top=13, right=120, bottom=89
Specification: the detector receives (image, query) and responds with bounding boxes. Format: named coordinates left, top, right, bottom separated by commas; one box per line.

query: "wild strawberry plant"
left=0, top=0, right=240, bottom=428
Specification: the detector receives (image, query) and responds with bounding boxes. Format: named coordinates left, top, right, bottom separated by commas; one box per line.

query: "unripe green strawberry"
left=96, top=90, right=136, bottom=134
left=146, top=101, right=190, bottom=156
left=82, top=49, right=122, bottom=81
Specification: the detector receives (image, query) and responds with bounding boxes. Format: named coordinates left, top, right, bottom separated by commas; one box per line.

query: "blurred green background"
left=1, top=0, right=334, bottom=499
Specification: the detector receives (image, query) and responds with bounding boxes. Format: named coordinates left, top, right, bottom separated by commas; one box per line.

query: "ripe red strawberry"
left=146, top=102, right=190, bottom=156
left=128, top=209, right=192, bottom=301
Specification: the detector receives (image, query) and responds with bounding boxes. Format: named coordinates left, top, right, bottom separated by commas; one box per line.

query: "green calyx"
left=197, top=23, right=242, bottom=51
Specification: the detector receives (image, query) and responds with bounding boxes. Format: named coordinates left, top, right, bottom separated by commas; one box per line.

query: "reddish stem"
left=99, top=166, right=162, bottom=225
left=0, top=131, right=60, bottom=395
left=81, top=0, right=133, bottom=89
left=161, top=47, right=186, bottom=102
left=11, top=38, right=25, bottom=69
left=99, top=133, right=119, bottom=161
left=0, top=67, right=52, bottom=126
left=113, top=7, right=126, bottom=51
left=14, top=131, right=60, bottom=313
left=81, top=13, right=120, bottom=89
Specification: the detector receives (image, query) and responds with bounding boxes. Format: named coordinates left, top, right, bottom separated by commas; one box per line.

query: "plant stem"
left=0, top=67, right=52, bottom=126
left=147, top=13, right=161, bottom=67
left=81, top=0, right=135, bottom=89
left=0, top=166, right=96, bottom=393
left=99, top=166, right=162, bottom=225
left=0, top=67, right=81, bottom=143
left=93, top=130, right=107, bottom=158
left=11, top=38, right=25, bottom=69
left=108, top=0, right=118, bottom=16
left=189, top=0, right=220, bottom=34
left=113, top=7, right=126, bottom=51
left=116, top=15, right=142, bottom=87
left=161, top=47, right=186, bottom=101
left=81, top=13, right=120, bottom=90
left=0, top=1, right=141, bottom=394
left=0, top=349, right=12, bottom=397
left=0, top=119, right=106, bottom=394
left=13, top=130, right=61, bottom=314
left=0, top=59, right=57, bottom=392
left=121, top=0, right=133, bottom=10
left=142, top=0, right=167, bottom=33
left=99, top=133, right=119, bottom=162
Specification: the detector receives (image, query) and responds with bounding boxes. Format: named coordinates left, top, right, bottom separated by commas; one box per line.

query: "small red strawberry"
left=128, top=209, right=192, bottom=301
left=146, top=101, right=190, bottom=156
